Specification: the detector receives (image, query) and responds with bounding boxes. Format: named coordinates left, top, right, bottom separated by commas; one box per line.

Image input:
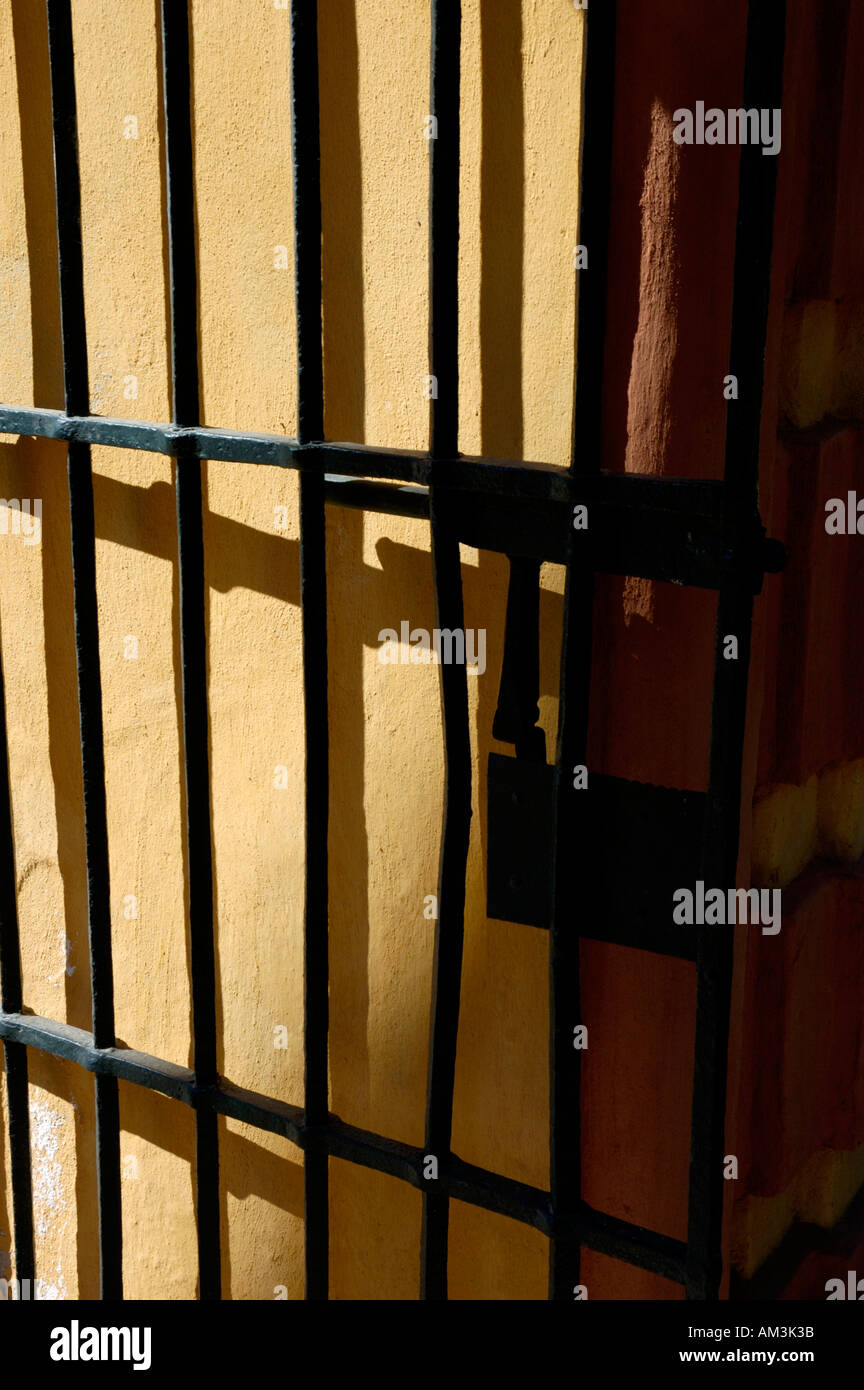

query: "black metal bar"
left=0, top=405, right=788, bottom=581
left=45, top=0, right=122, bottom=1301
left=160, top=1, right=199, bottom=432
left=0, top=623, right=35, bottom=1287
left=159, top=0, right=221, bottom=1301
left=420, top=0, right=466, bottom=1302
left=0, top=407, right=564, bottom=493
left=421, top=495, right=472, bottom=1299
left=0, top=401, right=708, bottom=504
left=0, top=1007, right=691, bottom=1284
left=291, top=1, right=324, bottom=448
left=299, top=457, right=330, bottom=1303
left=548, top=560, right=593, bottom=1301
left=0, top=401, right=782, bottom=510
left=290, top=0, right=330, bottom=1302
left=685, top=0, right=786, bottom=1301
left=428, top=0, right=460, bottom=461
left=722, top=1, right=786, bottom=523
left=577, top=1203, right=687, bottom=1285
left=0, top=1011, right=545, bottom=1227
left=322, top=475, right=430, bottom=521
left=547, top=0, right=617, bottom=1301
left=687, top=591, right=754, bottom=1302
left=2, top=1043, right=34, bottom=1287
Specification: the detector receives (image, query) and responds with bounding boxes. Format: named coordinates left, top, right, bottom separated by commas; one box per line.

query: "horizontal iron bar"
left=0, top=1008, right=687, bottom=1281
left=0, top=404, right=785, bottom=585
left=0, top=1010, right=547, bottom=1224
left=0, top=402, right=720, bottom=502
left=323, top=474, right=430, bottom=519
left=577, top=1203, right=688, bottom=1285
left=0, top=402, right=553, bottom=486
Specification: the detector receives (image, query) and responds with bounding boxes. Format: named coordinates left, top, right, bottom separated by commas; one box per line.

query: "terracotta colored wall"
left=582, top=0, right=864, bottom=1297
left=731, top=0, right=864, bottom=1288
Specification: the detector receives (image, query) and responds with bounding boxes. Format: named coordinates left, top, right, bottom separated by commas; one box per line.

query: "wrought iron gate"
left=0, top=0, right=785, bottom=1300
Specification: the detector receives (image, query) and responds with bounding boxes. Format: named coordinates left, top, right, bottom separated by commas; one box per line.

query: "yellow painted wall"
left=0, top=0, right=585, bottom=1299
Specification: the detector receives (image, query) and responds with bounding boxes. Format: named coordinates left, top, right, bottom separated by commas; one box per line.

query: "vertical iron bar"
left=291, top=2, right=325, bottom=447
left=686, top=0, right=786, bottom=1300
left=548, top=0, right=617, bottom=1300
left=1, top=1045, right=33, bottom=1289
left=0, top=624, right=35, bottom=1286
left=422, top=501, right=471, bottom=1300
left=421, top=0, right=466, bottom=1302
left=159, top=0, right=221, bottom=1301
left=289, top=0, right=330, bottom=1300
left=46, top=0, right=122, bottom=1300
left=428, top=0, right=460, bottom=463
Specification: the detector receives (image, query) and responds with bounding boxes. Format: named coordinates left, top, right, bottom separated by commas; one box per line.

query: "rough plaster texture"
left=0, top=0, right=580, bottom=1300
